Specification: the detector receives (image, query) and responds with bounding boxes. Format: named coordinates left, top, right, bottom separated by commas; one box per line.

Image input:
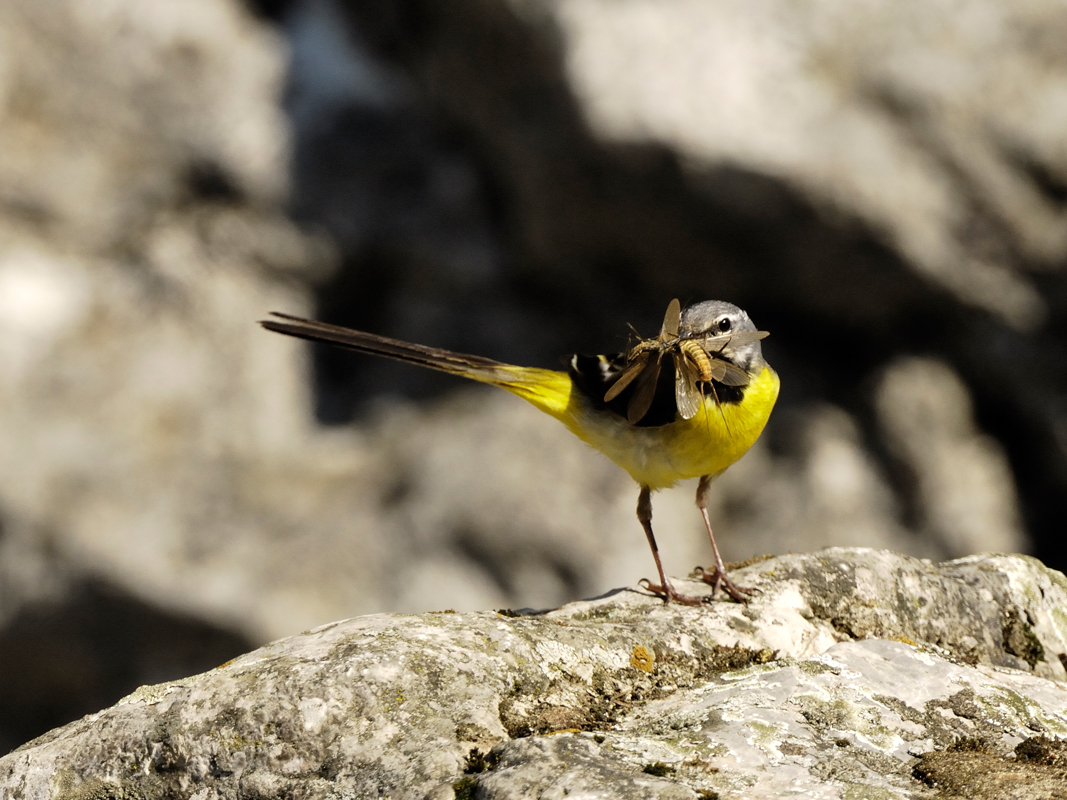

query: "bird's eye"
left=718, top=316, right=732, bottom=333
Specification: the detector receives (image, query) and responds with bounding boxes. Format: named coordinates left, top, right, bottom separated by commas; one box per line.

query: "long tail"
left=260, top=313, right=574, bottom=417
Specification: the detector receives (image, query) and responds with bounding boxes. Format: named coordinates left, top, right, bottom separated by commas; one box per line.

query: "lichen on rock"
left=4, top=550, right=1067, bottom=798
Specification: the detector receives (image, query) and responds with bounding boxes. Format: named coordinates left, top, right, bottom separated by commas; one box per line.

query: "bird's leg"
left=692, top=475, right=757, bottom=603
left=636, top=485, right=707, bottom=605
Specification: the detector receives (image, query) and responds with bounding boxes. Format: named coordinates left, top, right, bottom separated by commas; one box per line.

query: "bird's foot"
left=638, top=578, right=710, bottom=606
left=691, top=566, right=760, bottom=604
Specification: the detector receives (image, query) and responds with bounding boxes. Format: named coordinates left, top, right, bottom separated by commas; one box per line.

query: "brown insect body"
left=604, top=299, right=768, bottom=424
left=679, top=339, right=713, bottom=383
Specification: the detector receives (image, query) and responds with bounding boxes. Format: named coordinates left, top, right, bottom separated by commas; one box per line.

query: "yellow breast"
left=561, top=365, right=780, bottom=490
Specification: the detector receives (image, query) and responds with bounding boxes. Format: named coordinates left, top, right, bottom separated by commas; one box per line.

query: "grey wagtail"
left=261, top=299, right=779, bottom=604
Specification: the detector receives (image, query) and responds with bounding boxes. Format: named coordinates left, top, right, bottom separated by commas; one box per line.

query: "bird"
left=260, top=298, right=779, bottom=604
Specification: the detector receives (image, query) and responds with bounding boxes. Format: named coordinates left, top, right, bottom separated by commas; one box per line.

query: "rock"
left=0, top=0, right=289, bottom=248
left=5, top=0, right=1067, bottom=761
left=327, top=0, right=1060, bottom=572
left=0, top=0, right=359, bottom=750
left=0, top=579, right=254, bottom=762
left=4, top=550, right=1067, bottom=799
left=874, top=358, right=1027, bottom=558
left=546, top=0, right=1067, bottom=330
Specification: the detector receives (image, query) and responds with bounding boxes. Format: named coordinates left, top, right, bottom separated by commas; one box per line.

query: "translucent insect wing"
left=708, top=358, right=751, bottom=386
left=702, top=330, right=769, bottom=353
left=626, top=357, right=662, bottom=424
left=604, top=353, right=648, bottom=402
left=674, top=355, right=703, bottom=419
left=661, top=298, right=681, bottom=338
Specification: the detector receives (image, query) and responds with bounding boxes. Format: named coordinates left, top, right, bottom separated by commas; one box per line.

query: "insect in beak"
left=604, top=299, right=769, bottom=424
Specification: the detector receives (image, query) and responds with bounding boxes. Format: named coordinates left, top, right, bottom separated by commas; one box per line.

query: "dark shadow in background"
left=0, top=581, right=253, bottom=756
left=278, top=0, right=945, bottom=396
left=239, top=0, right=1067, bottom=571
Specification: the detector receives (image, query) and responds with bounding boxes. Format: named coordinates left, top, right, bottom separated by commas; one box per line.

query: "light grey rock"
left=874, top=358, right=1027, bottom=558
left=0, top=0, right=340, bottom=644
left=473, top=736, right=700, bottom=800
left=4, top=550, right=1067, bottom=799
left=546, top=0, right=1067, bottom=330
left=0, top=0, right=289, bottom=249
left=4, top=0, right=1067, bottom=759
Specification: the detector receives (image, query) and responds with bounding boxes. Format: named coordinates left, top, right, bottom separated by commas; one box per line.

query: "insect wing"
left=626, top=355, right=662, bottom=424
left=603, top=352, right=649, bottom=402
left=674, top=354, right=703, bottom=420
left=661, top=298, right=681, bottom=338
left=708, top=357, right=751, bottom=386
left=702, top=330, right=769, bottom=353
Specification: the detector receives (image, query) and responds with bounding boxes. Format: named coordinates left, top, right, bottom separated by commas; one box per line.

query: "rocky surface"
left=5, top=0, right=1067, bottom=761
left=4, top=549, right=1067, bottom=799
left=550, top=0, right=1067, bottom=329
left=0, top=0, right=335, bottom=750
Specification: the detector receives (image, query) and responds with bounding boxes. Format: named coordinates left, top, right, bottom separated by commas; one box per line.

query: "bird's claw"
left=638, top=577, right=711, bottom=606
left=691, top=566, right=760, bottom=604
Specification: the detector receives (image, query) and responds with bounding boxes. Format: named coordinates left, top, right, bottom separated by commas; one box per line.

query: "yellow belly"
left=496, top=364, right=780, bottom=491
left=570, top=365, right=779, bottom=489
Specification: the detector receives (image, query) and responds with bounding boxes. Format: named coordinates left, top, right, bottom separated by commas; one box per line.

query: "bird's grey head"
left=679, top=300, right=767, bottom=373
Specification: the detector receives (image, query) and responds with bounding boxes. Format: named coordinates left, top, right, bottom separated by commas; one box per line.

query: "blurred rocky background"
left=1, top=0, right=1065, bottom=754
